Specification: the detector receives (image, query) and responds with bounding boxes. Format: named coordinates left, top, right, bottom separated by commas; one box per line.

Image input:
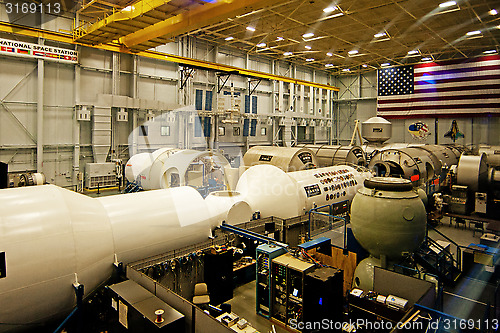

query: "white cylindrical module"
left=235, top=164, right=371, bottom=219
left=205, top=191, right=253, bottom=225
left=298, top=144, right=366, bottom=167
left=288, top=165, right=371, bottom=211
left=456, top=153, right=489, bottom=192
left=139, top=149, right=229, bottom=190
left=236, top=164, right=304, bottom=219
left=0, top=185, right=219, bottom=331
left=125, top=152, right=154, bottom=182
left=350, top=177, right=427, bottom=259
left=243, top=146, right=317, bottom=172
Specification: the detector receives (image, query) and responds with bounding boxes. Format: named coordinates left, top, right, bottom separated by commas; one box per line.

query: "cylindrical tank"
left=0, top=185, right=218, bottom=331
left=361, top=117, right=392, bottom=143
left=350, top=177, right=427, bottom=259
left=205, top=190, right=253, bottom=225
left=298, top=144, right=366, bottom=167
left=456, top=153, right=489, bottom=192
left=243, top=146, right=317, bottom=172
left=417, top=145, right=459, bottom=170
left=235, top=164, right=370, bottom=219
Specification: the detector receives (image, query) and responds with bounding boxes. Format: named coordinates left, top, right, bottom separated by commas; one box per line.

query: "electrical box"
left=450, top=185, right=470, bottom=215
left=271, top=253, right=314, bottom=328
left=85, top=162, right=117, bottom=189
left=475, top=192, right=487, bottom=214
left=256, top=244, right=287, bottom=318
left=303, top=267, right=343, bottom=330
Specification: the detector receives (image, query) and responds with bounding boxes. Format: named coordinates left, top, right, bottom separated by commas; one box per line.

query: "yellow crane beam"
left=74, top=0, right=174, bottom=44
left=120, top=0, right=286, bottom=50
left=0, top=22, right=339, bottom=91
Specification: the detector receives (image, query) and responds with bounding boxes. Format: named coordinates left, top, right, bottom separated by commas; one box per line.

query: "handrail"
left=427, top=224, right=463, bottom=271
left=308, top=204, right=347, bottom=250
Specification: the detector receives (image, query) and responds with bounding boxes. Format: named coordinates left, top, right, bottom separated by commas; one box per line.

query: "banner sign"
left=0, top=38, right=78, bottom=64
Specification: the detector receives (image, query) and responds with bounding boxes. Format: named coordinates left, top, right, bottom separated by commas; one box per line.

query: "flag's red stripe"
left=414, top=74, right=500, bottom=85
left=415, top=55, right=500, bottom=68
left=377, top=103, right=500, bottom=112
left=377, top=93, right=500, bottom=104
left=414, top=65, right=500, bottom=77
left=379, top=113, right=500, bottom=119
left=415, top=83, right=500, bottom=94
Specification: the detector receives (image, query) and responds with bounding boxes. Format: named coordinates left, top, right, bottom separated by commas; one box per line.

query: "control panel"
left=312, top=169, right=358, bottom=202
left=256, top=244, right=286, bottom=318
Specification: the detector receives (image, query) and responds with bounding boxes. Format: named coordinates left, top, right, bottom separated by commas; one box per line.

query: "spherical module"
left=350, top=177, right=427, bottom=259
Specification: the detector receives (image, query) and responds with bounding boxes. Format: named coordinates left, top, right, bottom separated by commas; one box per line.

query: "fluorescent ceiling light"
left=483, top=50, right=497, bottom=54
left=283, top=52, right=293, bottom=56
left=466, top=30, right=481, bottom=36
left=342, top=68, right=350, bottom=72
left=374, top=32, right=386, bottom=38
left=122, top=5, right=133, bottom=11
left=326, top=52, right=333, bottom=56
left=225, top=36, right=234, bottom=41
left=421, top=57, right=433, bottom=61
left=305, top=45, right=312, bottom=50
left=246, top=26, right=256, bottom=32
left=302, top=33, right=315, bottom=39
left=323, top=6, right=337, bottom=13
left=306, top=58, right=315, bottom=62
left=489, top=9, right=497, bottom=15
left=439, top=1, right=456, bottom=8
left=497, top=25, right=500, bottom=29
left=407, top=50, right=420, bottom=56
left=325, top=64, right=334, bottom=67
left=381, top=63, right=390, bottom=67
left=362, top=64, right=368, bottom=68
left=348, top=50, right=359, bottom=55
left=256, top=43, right=266, bottom=47
left=276, top=37, right=284, bottom=41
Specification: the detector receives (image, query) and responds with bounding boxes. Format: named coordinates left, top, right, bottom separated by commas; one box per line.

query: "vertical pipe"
left=37, top=38, right=44, bottom=173
left=435, top=118, right=438, bottom=145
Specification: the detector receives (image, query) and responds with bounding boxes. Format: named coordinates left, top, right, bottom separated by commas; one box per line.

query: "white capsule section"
left=205, top=191, right=253, bottom=225
left=288, top=165, right=369, bottom=211
left=97, top=186, right=218, bottom=264
left=125, top=152, right=154, bottom=182
left=235, top=164, right=370, bottom=219
left=0, top=185, right=114, bottom=331
left=0, top=185, right=219, bottom=331
left=236, top=165, right=304, bottom=219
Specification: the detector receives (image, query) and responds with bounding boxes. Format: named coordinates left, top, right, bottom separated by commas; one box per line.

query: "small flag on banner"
left=17, top=49, right=30, bottom=55
left=33, top=51, right=45, bottom=57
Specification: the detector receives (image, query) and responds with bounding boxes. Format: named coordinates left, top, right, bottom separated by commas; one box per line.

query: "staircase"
left=414, top=235, right=462, bottom=284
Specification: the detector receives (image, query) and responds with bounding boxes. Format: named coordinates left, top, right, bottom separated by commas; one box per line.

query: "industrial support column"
left=37, top=37, right=44, bottom=173
left=73, top=45, right=81, bottom=187
left=131, top=55, right=138, bottom=156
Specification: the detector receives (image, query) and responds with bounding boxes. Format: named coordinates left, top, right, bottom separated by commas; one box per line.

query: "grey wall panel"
left=0, top=57, right=37, bottom=102
left=80, top=47, right=111, bottom=70
left=44, top=63, right=74, bottom=107
left=43, top=106, right=74, bottom=144
left=80, top=70, right=112, bottom=102
left=0, top=104, right=36, bottom=145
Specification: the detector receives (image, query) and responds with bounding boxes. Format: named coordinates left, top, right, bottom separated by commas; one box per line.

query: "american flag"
left=377, top=55, right=500, bottom=118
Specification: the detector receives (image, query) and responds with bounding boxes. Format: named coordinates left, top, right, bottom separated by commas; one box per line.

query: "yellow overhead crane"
left=73, top=0, right=290, bottom=52
left=0, top=21, right=339, bottom=91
